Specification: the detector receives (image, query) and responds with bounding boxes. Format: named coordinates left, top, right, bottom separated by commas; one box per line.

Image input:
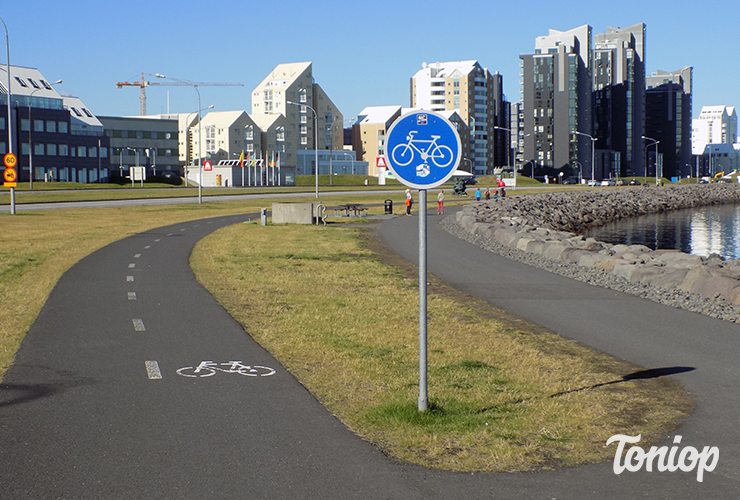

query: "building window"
left=301, top=137, right=307, bottom=145
left=46, top=144, right=56, bottom=156
left=59, top=144, right=68, bottom=156
left=21, top=119, right=30, bottom=132
left=58, top=122, right=68, bottom=133
left=100, top=147, right=108, bottom=158
left=78, top=146, right=87, bottom=157
left=34, top=120, right=44, bottom=132
left=46, top=121, right=56, bottom=133
left=34, top=143, right=45, bottom=155
left=0, top=117, right=4, bottom=130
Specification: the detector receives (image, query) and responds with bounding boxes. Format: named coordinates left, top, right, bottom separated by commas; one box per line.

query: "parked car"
left=600, top=179, right=616, bottom=186
left=562, top=177, right=578, bottom=185
left=464, top=177, right=478, bottom=185
left=628, top=179, right=641, bottom=186
left=587, top=179, right=599, bottom=187
left=698, top=178, right=709, bottom=184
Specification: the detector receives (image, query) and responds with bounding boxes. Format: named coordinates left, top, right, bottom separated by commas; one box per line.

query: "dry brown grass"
left=191, top=222, right=693, bottom=472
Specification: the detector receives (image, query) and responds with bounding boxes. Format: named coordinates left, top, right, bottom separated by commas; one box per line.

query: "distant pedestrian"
left=485, top=187, right=491, bottom=200
left=497, top=177, right=506, bottom=198
left=493, top=189, right=499, bottom=201
left=437, top=189, right=445, bottom=215
left=405, top=188, right=413, bottom=216
left=475, top=187, right=481, bottom=201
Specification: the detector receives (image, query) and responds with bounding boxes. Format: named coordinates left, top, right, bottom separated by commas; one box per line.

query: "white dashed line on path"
left=144, top=245, right=151, bottom=249
left=134, top=254, right=141, bottom=259
left=127, top=276, right=134, bottom=282
left=154, top=239, right=161, bottom=242
left=128, top=292, right=137, bottom=300
left=128, top=263, right=136, bottom=268
left=132, top=319, right=146, bottom=332
left=145, top=361, right=162, bottom=379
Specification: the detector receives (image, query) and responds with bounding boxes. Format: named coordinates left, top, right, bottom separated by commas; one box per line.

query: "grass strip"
left=190, top=221, right=693, bottom=472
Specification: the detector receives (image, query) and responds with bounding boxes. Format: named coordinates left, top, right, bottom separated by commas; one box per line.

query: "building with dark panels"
left=645, top=67, right=693, bottom=179
left=592, top=23, right=646, bottom=178
left=520, top=25, right=593, bottom=179
left=99, top=115, right=180, bottom=180
left=0, top=65, right=110, bottom=183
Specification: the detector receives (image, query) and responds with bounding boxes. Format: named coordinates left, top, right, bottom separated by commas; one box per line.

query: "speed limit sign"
left=4, top=153, right=17, bottom=168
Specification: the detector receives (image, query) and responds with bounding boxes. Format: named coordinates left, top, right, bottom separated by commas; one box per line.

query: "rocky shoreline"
left=443, top=184, right=740, bottom=323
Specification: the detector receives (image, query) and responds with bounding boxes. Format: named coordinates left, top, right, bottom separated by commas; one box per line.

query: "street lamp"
left=492, top=126, right=530, bottom=188
left=156, top=73, right=208, bottom=203
left=342, top=151, right=354, bottom=174
left=28, top=79, right=62, bottom=190
left=574, top=131, right=596, bottom=184
left=287, top=99, right=319, bottom=198
left=183, top=105, right=214, bottom=188
left=642, top=136, right=660, bottom=186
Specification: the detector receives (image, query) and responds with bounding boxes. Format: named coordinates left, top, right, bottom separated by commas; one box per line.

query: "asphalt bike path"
left=379, top=205, right=740, bottom=498
left=0, top=213, right=428, bottom=499
left=1, top=205, right=738, bottom=499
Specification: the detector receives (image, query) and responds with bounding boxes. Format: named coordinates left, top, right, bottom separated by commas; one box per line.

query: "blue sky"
left=2, top=0, right=738, bottom=123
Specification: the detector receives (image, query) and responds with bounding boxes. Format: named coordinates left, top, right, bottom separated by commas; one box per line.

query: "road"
left=1, top=204, right=738, bottom=498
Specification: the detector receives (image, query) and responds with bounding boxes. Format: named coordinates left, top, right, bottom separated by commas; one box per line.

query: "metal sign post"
left=385, top=111, right=461, bottom=411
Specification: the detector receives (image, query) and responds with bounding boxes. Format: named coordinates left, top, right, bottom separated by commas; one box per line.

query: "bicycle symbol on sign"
left=177, top=360, right=276, bottom=378
left=391, top=131, right=454, bottom=177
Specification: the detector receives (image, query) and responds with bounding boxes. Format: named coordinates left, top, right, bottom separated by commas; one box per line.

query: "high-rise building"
left=519, top=25, right=593, bottom=179
left=593, top=23, right=646, bottom=177
left=645, top=67, right=693, bottom=178
left=410, top=60, right=509, bottom=175
left=692, top=105, right=737, bottom=152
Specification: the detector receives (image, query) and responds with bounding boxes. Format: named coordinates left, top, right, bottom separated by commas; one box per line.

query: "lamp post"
left=287, top=99, right=319, bottom=198
left=642, top=136, right=660, bottom=186
left=182, top=104, right=213, bottom=189
left=573, top=161, right=583, bottom=184
left=156, top=73, right=210, bottom=203
left=492, top=126, right=530, bottom=187
left=574, top=131, right=596, bottom=184
left=28, top=79, right=62, bottom=190
left=1, top=16, right=15, bottom=215
left=342, top=151, right=354, bottom=175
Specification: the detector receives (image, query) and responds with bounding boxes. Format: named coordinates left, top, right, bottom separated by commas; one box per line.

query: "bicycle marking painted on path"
left=176, top=360, right=276, bottom=378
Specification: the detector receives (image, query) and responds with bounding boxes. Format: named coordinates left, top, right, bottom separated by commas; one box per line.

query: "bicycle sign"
left=385, top=111, right=461, bottom=190
left=177, top=360, right=276, bottom=378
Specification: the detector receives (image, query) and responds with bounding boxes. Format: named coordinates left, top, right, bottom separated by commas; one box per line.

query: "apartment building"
left=593, top=23, right=646, bottom=177
left=645, top=67, right=693, bottom=179
left=352, top=105, right=402, bottom=176
left=251, top=62, right=343, bottom=159
left=410, top=60, right=509, bottom=175
left=692, top=105, right=737, bottom=153
left=520, top=25, right=593, bottom=179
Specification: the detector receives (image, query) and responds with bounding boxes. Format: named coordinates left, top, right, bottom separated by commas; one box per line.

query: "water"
left=583, top=203, right=740, bottom=260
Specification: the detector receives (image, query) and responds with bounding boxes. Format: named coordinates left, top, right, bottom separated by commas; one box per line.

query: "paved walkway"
left=1, top=206, right=738, bottom=498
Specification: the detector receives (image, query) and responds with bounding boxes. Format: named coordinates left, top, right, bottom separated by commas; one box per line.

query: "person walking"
left=437, top=189, right=445, bottom=215
left=497, top=177, right=506, bottom=198
left=485, top=187, right=491, bottom=201
left=475, top=187, right=482, bottom=201
left=405, top=189, right=413, bottom=216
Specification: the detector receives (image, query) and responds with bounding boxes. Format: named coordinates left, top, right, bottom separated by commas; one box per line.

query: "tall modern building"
left=692, top=105, right=737, bottom=152
left=519, top=25, right=593, bottom=179
left=592, top=23, right=646, bottom=177
left=410, top=60, right=509, bottom=175
left=645, top=67, right=693, bottom=178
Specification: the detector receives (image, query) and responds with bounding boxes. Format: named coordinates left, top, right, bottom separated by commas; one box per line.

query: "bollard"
left=260, top=208, right=267, bottom=226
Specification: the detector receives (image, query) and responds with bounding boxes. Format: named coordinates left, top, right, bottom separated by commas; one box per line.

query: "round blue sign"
left=385, top=111, right=461, bottom=190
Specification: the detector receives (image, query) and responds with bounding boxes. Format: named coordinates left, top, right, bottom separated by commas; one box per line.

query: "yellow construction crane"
left=115, top=73, right=243, bottom=115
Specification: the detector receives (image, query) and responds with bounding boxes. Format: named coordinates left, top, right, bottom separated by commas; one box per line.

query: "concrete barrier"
left=272, top=202, right=314, bottom=225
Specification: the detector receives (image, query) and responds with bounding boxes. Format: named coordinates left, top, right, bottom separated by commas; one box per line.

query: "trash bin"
left=384, top=199, right=393, bottom=215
